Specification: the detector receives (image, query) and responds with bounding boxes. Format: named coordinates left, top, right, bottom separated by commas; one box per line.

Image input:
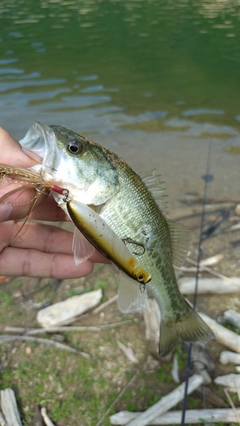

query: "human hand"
left=0, top=127, right=108, bottom=278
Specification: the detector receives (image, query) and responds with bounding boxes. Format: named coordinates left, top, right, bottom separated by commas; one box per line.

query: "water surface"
left=0, top=0, right=240, bottom=202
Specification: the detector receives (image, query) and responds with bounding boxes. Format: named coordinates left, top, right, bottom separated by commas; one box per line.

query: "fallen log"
left=179, top=277, right=240, bottom=294
left=124, top=374, right=203, bottom=426
left=220, top=351, right=240, bottom=365
left=37, top=289, right=102, bottom=327
left=214, top=373, right=240, bottom=393
left=110, top=408, right=240, bottom=425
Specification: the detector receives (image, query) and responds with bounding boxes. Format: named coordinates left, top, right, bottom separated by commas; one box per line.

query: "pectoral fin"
left=72, top=227, right=95, bottom=265
left=118, top=272, right=149, bottom=313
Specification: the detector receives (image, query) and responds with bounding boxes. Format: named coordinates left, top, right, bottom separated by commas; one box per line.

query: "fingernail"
left=22, top=147, right=42, bottom=163
left=0, top=203, right=13, bottom=221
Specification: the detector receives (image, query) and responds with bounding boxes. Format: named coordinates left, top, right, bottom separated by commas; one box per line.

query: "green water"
left=0, top=0, right=240, bottom=201
left=1, top=0, right=240, bottom=132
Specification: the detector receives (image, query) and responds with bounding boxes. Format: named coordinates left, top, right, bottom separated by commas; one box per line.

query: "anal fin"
left=118, top=271, right=149, bottom=314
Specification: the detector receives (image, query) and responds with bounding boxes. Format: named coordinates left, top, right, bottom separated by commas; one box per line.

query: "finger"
left=0, top=127, right=41, bottom=167
left=0, top=246, right=95, bottom=279
left=0, top=221, right=109, bottom=263
left=29, top=196, right=69, bottom=221
left=0, top=188, right=68, bottom=222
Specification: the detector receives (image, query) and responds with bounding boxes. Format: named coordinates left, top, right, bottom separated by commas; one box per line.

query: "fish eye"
left=67, top=139, right=83, bottom=155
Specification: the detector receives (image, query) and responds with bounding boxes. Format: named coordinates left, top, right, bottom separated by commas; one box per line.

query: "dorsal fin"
left=139, top=169, right=168, bottom=212
left=168, top=221, right=189, bottom=267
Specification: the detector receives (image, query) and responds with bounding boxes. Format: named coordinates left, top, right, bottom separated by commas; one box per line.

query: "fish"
left=20, top=121, right=214, bottom=356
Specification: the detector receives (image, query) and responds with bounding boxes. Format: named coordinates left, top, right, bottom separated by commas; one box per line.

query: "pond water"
left=0, top=0, right=240, bottom=203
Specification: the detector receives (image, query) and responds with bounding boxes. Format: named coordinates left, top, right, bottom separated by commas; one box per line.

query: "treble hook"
left=122, top=237, right=146, bottom=256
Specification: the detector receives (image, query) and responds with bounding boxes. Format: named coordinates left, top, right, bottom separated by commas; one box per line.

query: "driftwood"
left=124, top=374, right=203, bottom=426
left=199, top=254, right=224, bottom=266
left=41, top=407, right=55, bottom=426
left=117, top=341, right=139, bottom=364
left=214, top=373, right=240, bottom=391
left=37, top=289, right=102, bottom=327
left=199, top=312, right=240, bottom=352
left=0, top=388, right=22, bottom=426
left=110, top=408, right=240, bottom=425
left=179, top=277, right=240, bottom=294
left=220, top=351, right=240, bottom=365
left=223, top=309, right=240, bottom=329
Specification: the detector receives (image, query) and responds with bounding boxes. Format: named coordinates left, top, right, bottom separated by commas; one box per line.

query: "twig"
left=96, top=371, right=140, bottom=426
left=186, top=257, right=238, bottom=284
left=74, top=294, right=118, bottom=321
left=0, top=335, right=90, bottom=359
left=4, top=320, right=132, bottom=335
left=41, top=407, right=55, bottom=426
left=224, top=388, right=240, bottom=424
left=92, top=294, right=118, bottom=314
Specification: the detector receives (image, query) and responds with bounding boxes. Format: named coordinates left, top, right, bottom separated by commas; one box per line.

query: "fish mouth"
left=20, top=121, right=63, bottom=176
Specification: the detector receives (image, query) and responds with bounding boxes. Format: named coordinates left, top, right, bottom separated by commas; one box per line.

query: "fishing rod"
left=181, top=140, right=213, bottom=425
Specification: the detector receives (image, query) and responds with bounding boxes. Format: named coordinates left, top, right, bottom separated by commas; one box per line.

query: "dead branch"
left=0, top=335, right=90, bottom=358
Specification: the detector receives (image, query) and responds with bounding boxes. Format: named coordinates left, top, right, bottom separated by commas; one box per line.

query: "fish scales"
left=99, top=156, right=189, bottom=316
left=19, top=122, right=214, bottom=356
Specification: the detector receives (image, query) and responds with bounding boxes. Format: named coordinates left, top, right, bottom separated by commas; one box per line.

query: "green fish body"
left=20, top=122, right=214, bottom=356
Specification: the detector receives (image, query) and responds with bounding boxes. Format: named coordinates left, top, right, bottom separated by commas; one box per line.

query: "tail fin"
left=159, top=302, right=214, bottom=358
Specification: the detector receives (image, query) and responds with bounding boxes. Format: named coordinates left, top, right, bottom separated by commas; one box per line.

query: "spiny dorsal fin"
left=168, top=221, right=189, bottom=267
left=139, top=169, right=168, bottom=212
left=118, top=272, right=149, bottom=313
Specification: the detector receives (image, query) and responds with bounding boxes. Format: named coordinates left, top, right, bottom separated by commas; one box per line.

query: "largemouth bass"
left=20, top=122, right=214, bottom=356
